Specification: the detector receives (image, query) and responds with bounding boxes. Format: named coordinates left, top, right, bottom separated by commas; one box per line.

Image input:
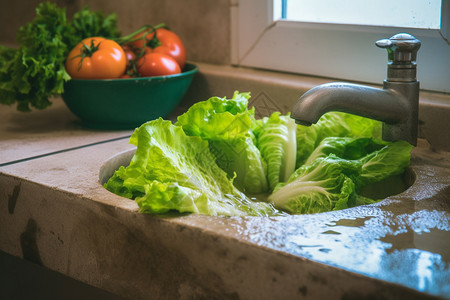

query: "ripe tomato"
left=152, top=45, right=174, bottom=57
left=122, top=45, right=136, bottom=67
left=142, top=46, right=174, bottom=60
left=66, top=37, right=127, bottom=79
left=137, top=53, right=181, bottom=77
left=129, top=28, right=186, bottom=70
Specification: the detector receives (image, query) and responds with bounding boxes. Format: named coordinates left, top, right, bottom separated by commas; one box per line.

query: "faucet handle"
left=376, top=33, right=421, bottom=64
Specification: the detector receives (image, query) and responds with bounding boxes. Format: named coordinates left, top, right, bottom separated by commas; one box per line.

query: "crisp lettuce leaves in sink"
left=253, top=112, right=297, bottom=191
left=105, top=91, right=414, bottom=216
left=176, top=91, right=269, bottom=194
left=296, top=112, right=382, bottom=168
left=304, top=137, right=412, bottom=190
left=354, top=139, right=413, bottom=189
left=268, top=155, right=359, bottom=214
left=104, top=118, right=282, bottom=217
left=268, top=137, right=413, bottom=214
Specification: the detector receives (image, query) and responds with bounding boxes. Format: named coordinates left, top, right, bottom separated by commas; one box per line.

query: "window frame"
left=231, top=0, right=450, bottom=93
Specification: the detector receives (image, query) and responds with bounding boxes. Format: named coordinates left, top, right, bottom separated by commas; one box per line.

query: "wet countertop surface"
left=0, top=97, right=449, bottom=299
left=0, top=98, right=132, bottom=166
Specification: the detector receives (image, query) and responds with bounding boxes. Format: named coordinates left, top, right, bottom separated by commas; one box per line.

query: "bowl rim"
left=67, top=63, right=198, bottom=83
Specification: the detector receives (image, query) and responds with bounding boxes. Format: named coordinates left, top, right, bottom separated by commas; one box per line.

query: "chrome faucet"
left=291, top=33, right=421, bottom=146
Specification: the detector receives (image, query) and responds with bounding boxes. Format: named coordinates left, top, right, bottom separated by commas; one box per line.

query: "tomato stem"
left=112, top=23, right=171, bottom=77
left=72, top=39, right=101, bottom=71
left=114, top=23, right=168, bottom=45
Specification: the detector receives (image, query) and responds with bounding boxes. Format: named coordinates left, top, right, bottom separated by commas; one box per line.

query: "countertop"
left=1, top=93, right=449, bottom=299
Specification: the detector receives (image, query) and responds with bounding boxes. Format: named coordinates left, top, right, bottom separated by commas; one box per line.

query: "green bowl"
left=62, top=63, right=198, bottom=129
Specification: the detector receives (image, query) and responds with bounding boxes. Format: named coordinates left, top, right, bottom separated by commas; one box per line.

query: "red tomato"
left=66, top=37, right=126, bottom=79
left=129, top=28, right=186, bottom=69
left=137, top=53, right=181, bottom=77
left=143, top=46, right=153, bottom=55
left=152, top=45, right=173, bottom=57
left=122, top=45, right=136, bottom=67
left=142, top=46, right=172, bottom=58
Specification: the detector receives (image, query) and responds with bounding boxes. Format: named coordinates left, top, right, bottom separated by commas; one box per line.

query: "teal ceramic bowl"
left=62, top=63, right=198, bottom=129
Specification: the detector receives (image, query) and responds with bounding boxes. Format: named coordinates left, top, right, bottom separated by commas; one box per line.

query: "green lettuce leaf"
left=176, top=91, right=251, bottom=140
left=254, top=112, right=297, bottom=191
left=304, top=136, right=388, bottom=165
left=296, top=112, right=382, bottom=168
left=105, top=118, right=281, bottom=217
left=269, top=137, right=413, bottom=214
left=304, top=136, right=413, bottom=190
left=176, top=91, right=269, bottom=194
left=354, top=140, right=414, bottom=189
left=209, top=137, right=269, bottom=194
left=269, top=155, right=360, bottom=214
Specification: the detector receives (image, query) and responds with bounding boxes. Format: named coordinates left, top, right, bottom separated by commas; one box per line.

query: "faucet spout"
left=291, top=81, right=419, bottom=145
left=292, top=82, right=407, bottom=125
left=291, top=33, right=421, bottom=146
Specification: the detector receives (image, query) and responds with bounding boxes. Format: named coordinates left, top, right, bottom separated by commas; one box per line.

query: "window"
left=231, top=0, right=450, bottom=93
left=274, top=0, right=442, bottom=29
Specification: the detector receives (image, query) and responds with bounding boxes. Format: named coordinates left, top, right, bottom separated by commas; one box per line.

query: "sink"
left=99, top=148, right=416, bottom=210
left=359, top=167, right=416, bottom=200
left=96, top=145, right=449, bottom=298
left=99, top=148, right=136, bottom=185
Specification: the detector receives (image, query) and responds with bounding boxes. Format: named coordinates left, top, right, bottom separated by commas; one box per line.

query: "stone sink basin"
left=99, top=149, right=416, bottom=206
left=97, top=142, right=450, bottom=299
left=99, top=149, right=416, bottom=208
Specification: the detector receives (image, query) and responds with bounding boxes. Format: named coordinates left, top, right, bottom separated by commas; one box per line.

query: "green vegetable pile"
left=0, top=2, right=120, bottom=111
left=105, top=92, right=414, bottom=217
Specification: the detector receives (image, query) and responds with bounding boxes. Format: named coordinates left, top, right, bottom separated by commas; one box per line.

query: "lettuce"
left=355, top=139, right=413, bottom=189
left=176, top=91, right=269, bottom=194
left=296, top=112, right=382, bottom=168
left=304, top=136, right=387, bottom=166
left=304, top=137, right=413, bottom=190
left=176, top=91, right=251, bottom=140
left=269, top=137, right=413, bottom=214
left=209, top=137, right=269, bottom=194
left=104, top=118, right=281, bottom=217
left=105, top=92, right=413, bottom=217
left=254, top=112, right=297, bottom=191
left=269, top=155, right=359, bottom=214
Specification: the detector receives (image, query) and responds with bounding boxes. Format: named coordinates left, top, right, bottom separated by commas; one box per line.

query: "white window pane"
left=273, top=0, right=283, bottom=20
left=282, top=0, right=441, bottom=29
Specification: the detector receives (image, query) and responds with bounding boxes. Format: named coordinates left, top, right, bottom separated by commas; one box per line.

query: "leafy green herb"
left=71, top=6, right=121, bottom=45
left=0, top=2, right=120, bottom=111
